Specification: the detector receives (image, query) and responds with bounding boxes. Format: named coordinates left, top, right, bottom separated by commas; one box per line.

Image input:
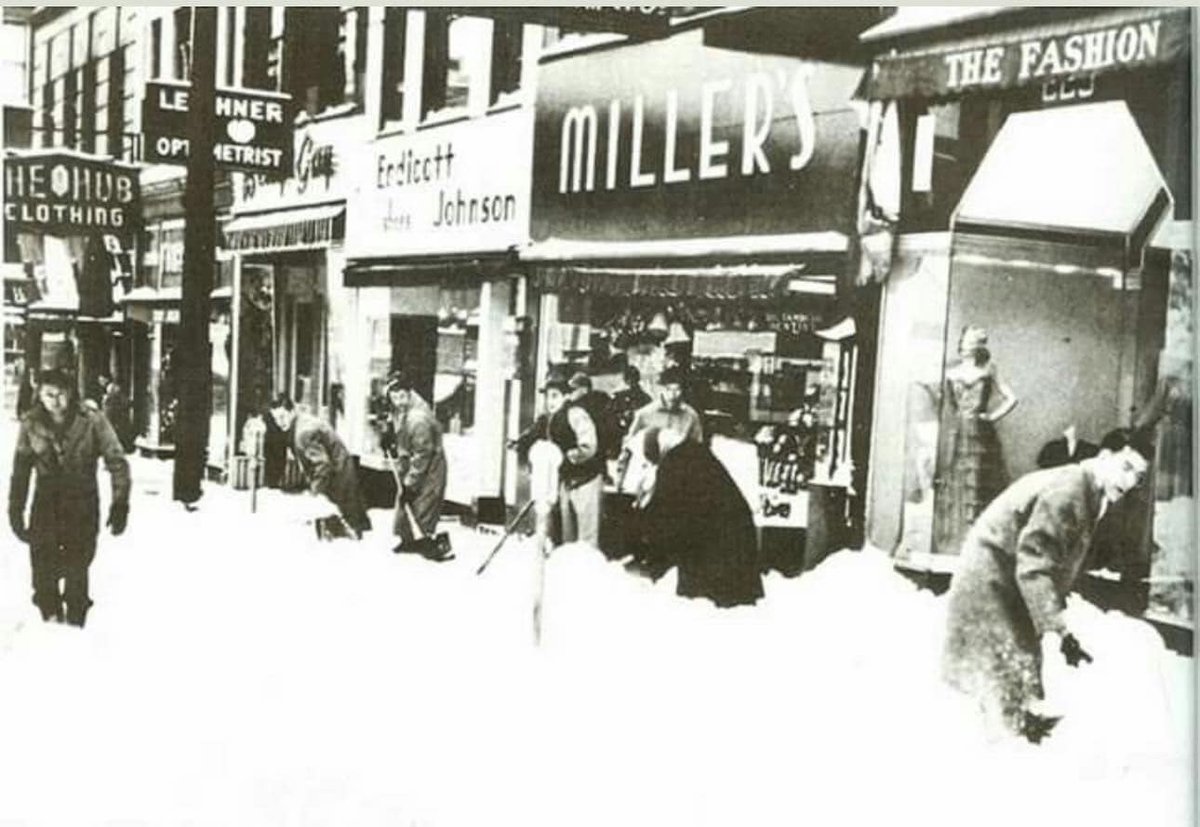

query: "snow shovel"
left=314, top=513, right=357, bottom=542
left=396, top=501, right=454, bottom=561
left=476, top=499, right=535, bottom=575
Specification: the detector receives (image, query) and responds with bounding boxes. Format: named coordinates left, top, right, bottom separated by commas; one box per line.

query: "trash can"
left=805, top=482, right=847, bottom=572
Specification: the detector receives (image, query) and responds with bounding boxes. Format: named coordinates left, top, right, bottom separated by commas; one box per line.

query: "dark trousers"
left=30, top=537, right=97, bottom=625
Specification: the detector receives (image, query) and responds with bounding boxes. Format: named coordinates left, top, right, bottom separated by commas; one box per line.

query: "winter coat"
left=102, top=384, right=135, bottom=453
left=288, top=411, right=369, bottom=527
left=942, top=463, right=1105, bottom=732
left=389, top=395, right=447, bottom=537
left=9, top=404, right=131, bottom=547
left=640, top=440, right=763, bottom=607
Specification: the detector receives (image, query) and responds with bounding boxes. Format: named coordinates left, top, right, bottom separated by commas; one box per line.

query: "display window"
left=551, top=287, right=853, bottom=528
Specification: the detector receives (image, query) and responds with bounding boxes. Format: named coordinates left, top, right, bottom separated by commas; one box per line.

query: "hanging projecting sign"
left=347, top=107, right=533, bottom=259
left=142, top=80, right=294, bottom=175
left=864, top=7, right=1190, bottom=100
left=530, top=28, right=864, bottom=242
left=3, top=150, right=140, bottom=240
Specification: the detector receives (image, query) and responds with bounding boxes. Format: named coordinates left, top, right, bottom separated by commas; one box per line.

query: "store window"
left=552, top=286, right=847, bottom=527
left=380, top=7, right=407, bottom=128
left=422, top=12, right=488, bottom=119
left=361, top=284, right=483, bottom=499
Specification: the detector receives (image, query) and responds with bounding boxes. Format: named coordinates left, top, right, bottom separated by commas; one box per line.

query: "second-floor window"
left=489, top=18, right=522, bottom=106
left=173, top=7, right=192, bottom=79
left=280, top=7, right=366, bottom=118
left=241, top=7, right=271, bottom=90
left=381, top=7, right=407, bottom=127
left=422, top=13, right=488, bottom=119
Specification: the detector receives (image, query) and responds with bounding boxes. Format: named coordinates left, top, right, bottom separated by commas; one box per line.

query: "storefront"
left=224, top=115, right=361, bottom=478
left=527, top=28, right=869, bottom=566
left=344, top=107, right=535, bottom=518
left=858, top=7, right=1193, bottom=624
left=3, top=150, right=138, bottom=410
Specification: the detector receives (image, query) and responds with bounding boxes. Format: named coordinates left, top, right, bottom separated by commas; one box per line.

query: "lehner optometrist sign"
left=4, top=151, right=139, bottom=239
left=348, top=108, right=533, bottom=258
left=866, top=7, right=1191, bottom=100
left=531, top=29, right=864, bottom=242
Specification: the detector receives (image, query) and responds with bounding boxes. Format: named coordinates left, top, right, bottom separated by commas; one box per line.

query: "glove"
left=398, top=485, right=417, bottom=506
left=1060, top=633, right=1093, bottom=667
left=107, top=503, right=129, bottom=536
left=9, top=505, right=28, bottom=543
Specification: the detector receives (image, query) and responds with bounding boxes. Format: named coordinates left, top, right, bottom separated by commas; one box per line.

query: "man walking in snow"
left=8, top=369, right=130, bottom=627
left=942, top=428, right=1151, bottom=742
left=268, top=394, right=371, bottom=540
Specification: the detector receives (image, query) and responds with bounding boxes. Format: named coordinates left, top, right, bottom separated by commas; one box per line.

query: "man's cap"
left=568, top=371, right=592, bottom=391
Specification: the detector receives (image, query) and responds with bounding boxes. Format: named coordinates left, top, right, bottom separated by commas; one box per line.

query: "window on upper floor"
left=279, top=7, right=366, bottom=118
left=222, top=6, right=236, bottom=86
left=149, top=17, right=162, bottom=78
left=173, top=6, right=192, bottom=80
left=422, top=12, right=489, bottom=120
left=489, top=18, right=522, bottom=106
left=106, top=44, right=127, bottom=159
left=241, top=7, right=271, bottom=90
left=61, top=61, right=77, bottom=148
left=380, top=7, right=407, bottom=129
left=38, top=40, right=55, bottom=148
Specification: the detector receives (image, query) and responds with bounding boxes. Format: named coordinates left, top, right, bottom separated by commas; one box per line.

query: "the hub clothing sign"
left=4, top=151, right=140, bottom=240
left=142, top=81, right=294, bottom=175
left=348, top=107, right=533, bottom=259
left=531, top=29, right=864, bottom=242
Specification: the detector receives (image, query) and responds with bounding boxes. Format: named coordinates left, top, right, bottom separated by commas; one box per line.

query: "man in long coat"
left=269, top=395, right=371, bottom=538
left=384, top=374, right=448, bottom=551
left=634, top=427, right=763, bottom=607
left=942, top=428, right=1151, bottom=741
left=8, top=370, right=130, bottom=627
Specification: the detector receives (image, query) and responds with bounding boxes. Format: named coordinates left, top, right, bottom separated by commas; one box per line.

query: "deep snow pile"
left=0, top=460, right=1193, bottom=827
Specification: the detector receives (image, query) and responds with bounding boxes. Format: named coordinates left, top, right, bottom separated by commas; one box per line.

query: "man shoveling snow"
left=941, top=427, right=1151, bottom=743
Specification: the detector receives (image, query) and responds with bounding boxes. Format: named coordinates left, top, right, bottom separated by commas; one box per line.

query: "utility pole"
left=173, top=7, right=218, bottom=505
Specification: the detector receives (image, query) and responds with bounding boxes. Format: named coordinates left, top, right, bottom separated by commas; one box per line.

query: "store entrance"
left=390, top=316, right=437, bottom=404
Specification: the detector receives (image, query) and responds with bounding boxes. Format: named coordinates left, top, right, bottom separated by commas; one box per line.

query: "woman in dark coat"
left=638, top=427, right=763, bottom=608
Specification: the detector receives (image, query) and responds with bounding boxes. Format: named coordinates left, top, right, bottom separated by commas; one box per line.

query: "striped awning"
left=224, top=203, right=344, bottom=254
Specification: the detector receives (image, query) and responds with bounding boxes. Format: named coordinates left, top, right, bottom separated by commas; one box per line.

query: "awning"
left=523, top=233, right=848, bottom=263
left=344, top=250, right=518, bottom=289
left=224, top=203, right=344, bottom=255
left=952, top=101, right=1172, bottom=263
left=534, top=263, right=838, bottom=299
left=863, top=6, right=1191, bottom=101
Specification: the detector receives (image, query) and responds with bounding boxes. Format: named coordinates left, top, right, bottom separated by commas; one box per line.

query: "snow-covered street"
left=0, top=456, right=1193, bottom=827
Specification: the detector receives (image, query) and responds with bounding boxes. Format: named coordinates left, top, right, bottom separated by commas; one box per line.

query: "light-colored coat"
left=942, top=463, right=1105, bottom=732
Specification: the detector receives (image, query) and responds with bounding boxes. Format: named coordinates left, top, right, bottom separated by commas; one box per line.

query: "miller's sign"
left=3, top=151, right=139, bottom=239
left=531, top=29, right=863, bottom=242
left=866, top=7, right=1190, bottom=100
left=142, top=80, right=294, bottom=175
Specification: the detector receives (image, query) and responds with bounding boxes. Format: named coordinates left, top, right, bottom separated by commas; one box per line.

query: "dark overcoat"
left=9, top=404, right=131, bottom=547
left=390, top=395, right=447, bottom=539
left=942, top=463, right=1104, bottom=732
left=642, top=440, right=764, bottom=607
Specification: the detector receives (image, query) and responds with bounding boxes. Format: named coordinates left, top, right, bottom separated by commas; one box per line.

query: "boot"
left=38, top=601, right=64, bottom=623
left=64, top=602, right=89, bottom=628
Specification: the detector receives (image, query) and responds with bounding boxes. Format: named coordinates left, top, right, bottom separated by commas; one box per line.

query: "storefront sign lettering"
left=348, top=108, right=533, bottom=259
left=294, top=135, right=336, bottom=194
left=558, top=69, right=815, bottom=195
left=3, top=152, right=139, bottom=238
left=532, top=29, right=863, bottom=243
left=143, top=80, right=294, bottom=175
left=945, top=19, right=1162, bottom=91
left=234, top=121, right=346, bottom=212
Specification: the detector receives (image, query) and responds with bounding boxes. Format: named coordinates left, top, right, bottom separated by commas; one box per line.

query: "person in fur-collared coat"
left=942, top=428, right=1151, bottom=741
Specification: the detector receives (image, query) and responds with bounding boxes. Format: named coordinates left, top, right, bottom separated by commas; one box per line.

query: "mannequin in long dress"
left=935, top=326, right=1019, bottom=555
